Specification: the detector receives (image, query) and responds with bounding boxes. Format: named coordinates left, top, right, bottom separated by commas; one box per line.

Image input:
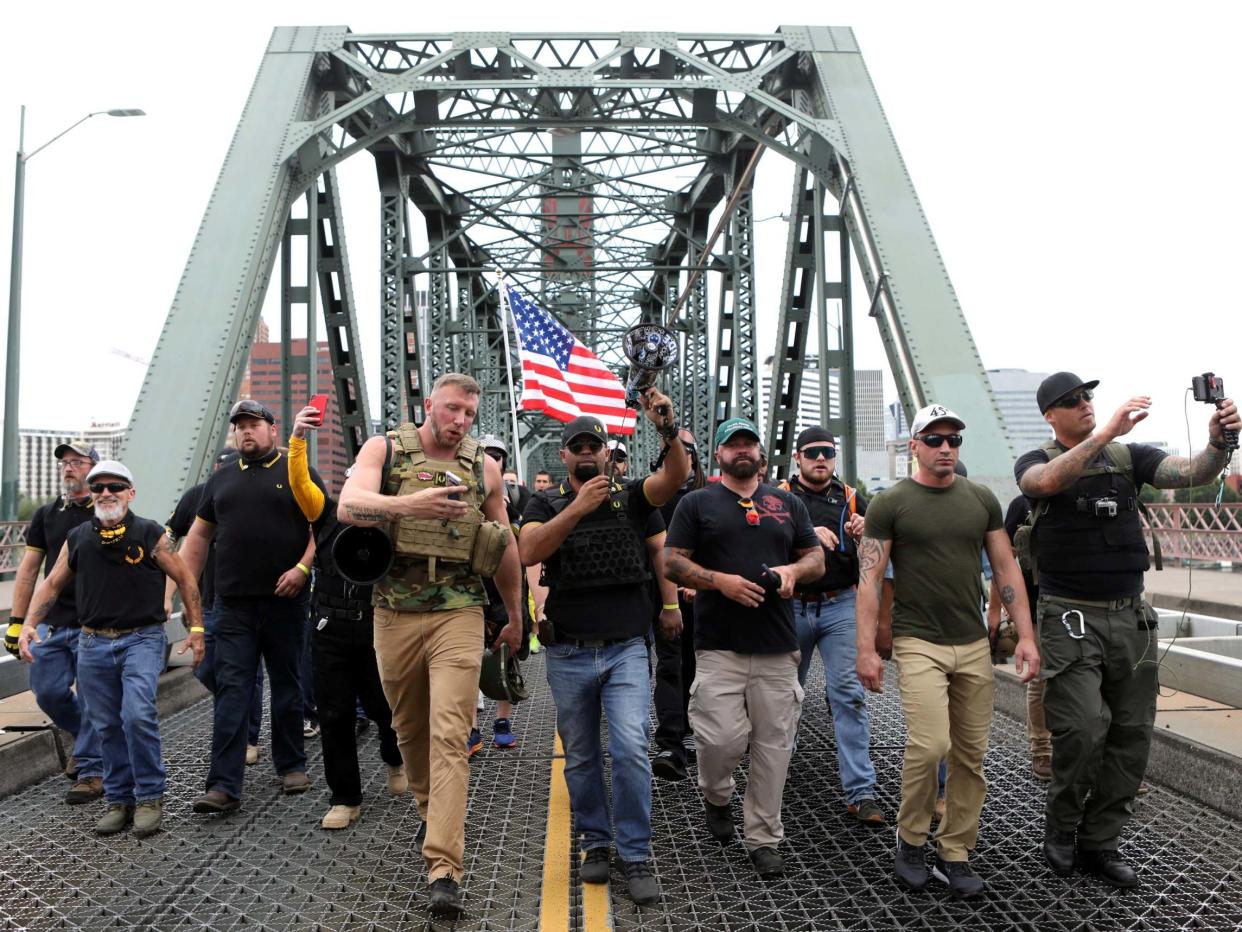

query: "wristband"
left=1208, top=438, right=1229, bottom=451
left=662, top=603, right=680, bottom=611
left=296, top=562, right=311, bottom=576
left=188, top=626, right=206, bottom=633
left=10, top=616, right=23, bottom=626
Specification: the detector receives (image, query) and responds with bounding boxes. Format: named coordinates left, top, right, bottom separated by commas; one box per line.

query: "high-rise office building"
left=987, top=368, right=1052, bottom=456
left=20, top=423, right=127, bottom=502
left=241, top=338, right=350, bottom=495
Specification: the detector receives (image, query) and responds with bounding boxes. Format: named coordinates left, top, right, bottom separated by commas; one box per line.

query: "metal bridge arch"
left=123, top=25, right=1010, bottom=515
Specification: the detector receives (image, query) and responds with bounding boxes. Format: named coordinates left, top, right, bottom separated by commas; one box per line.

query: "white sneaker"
left=321, top=805, right=361, bottom=830
left=387, top=765, right=409, bottom=796
left=245, top=744, right=259, bottom=766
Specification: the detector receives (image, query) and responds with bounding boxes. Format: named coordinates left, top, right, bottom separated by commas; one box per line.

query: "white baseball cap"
left=910, top=404, right=966, bottom=435
left=86, top=460, right=135, bottom=485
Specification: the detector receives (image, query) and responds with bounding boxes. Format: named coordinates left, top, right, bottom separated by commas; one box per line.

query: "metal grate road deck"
left=2, top=655, right=1241, bottom=930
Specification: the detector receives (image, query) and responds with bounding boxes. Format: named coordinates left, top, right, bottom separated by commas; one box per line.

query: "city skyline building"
left=20, top=423, right=127, bottom=502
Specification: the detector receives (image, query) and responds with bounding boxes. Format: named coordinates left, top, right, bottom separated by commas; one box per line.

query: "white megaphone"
left=621, top=323, right=679, bottom=409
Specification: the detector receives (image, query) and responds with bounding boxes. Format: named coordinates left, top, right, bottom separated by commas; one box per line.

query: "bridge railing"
left=0, top=521, right=27, bottom=574
left=1145, top=503, right=1242, bottom=564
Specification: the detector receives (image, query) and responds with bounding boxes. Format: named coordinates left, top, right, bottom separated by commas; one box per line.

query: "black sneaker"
left=427, top=877, right=463, bottom=918
left=580, top=846, right=610, bottom=884
left=623, top=859, right=660, bottom=904
left=748, top=846, right=784, bottom=878
left=652, top=750, right=688, bottom=782
left=704, top=800, right=734, bottom=841
left=894, top=830, right=929, bottom=891
left=931, top=857, right=985, bottom=898
left=1043, top=827, right=1076, bottom=877
left=1078, top=848, right=1139, bottom=889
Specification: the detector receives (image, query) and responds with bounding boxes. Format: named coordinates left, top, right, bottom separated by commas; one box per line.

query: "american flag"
left=504, top=283, right=637, bottom=435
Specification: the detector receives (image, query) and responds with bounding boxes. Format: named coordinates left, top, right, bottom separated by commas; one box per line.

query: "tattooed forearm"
left=1152, top=448, right=1229, bottom=489
left=665, top=551, right=716, bottom=589
left=30, top=600, right=54, bottom=623
left=345, top=505, right=395, bottom=523
left=1019, top=436, right=1106, bottom=497
left=1000, top=584, right=1016, bottom=606
left=857, top=536, right=885, bottom=594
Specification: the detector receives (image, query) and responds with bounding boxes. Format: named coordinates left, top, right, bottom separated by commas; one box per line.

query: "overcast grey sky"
left=2, top=1, right=1238, bottom=456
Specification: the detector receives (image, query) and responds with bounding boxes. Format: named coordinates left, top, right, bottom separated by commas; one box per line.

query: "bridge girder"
left=125, top=25, right=1011, bottom=516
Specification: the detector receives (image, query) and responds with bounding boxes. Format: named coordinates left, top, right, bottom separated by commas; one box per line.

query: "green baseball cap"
left=714, top=417, right=761, bottom=447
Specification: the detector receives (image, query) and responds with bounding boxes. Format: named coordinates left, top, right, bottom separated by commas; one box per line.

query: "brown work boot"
left=65, top=776, right=104, bottom=805
left=847, top=798, right=887, bottom=828
left=1031, top=755, right=1053, bottom=782
left=95, top=804, right=133, bottom=835
left=281, top=771, right=312, bottom=794
left=387, top=765, right=409, bottom=796
left=63, top=753, right=79, bottom=780
left=192, top=790, right=241, bottom=814
left=321, top=804, right=361, bottom=830
left=132, top=800, right=163, bottom=838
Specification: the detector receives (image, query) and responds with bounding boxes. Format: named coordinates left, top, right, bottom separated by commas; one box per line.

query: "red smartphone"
left=308, top=393, right=329, bottom=424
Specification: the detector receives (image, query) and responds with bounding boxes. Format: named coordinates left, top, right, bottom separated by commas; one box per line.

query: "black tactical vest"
left=542, top=480, right=652, bottom=593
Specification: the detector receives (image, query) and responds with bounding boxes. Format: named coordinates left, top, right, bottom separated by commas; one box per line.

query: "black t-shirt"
left=1014, top=441, right=1166, bottom=599
left=196, top=450, right=323, bottom=598
left=785, top=475, right=869, bottom=592
left=167, top=482, right=218, bottom=608
left=25, top=496, right=95, bottom=627
left=1002, top=494, right=1038, bottom=609
left=665, top=482, right=818, bottom=654
left=521, top=477, right=664, bottom=642
left=66, top=514, right=167, bottom=630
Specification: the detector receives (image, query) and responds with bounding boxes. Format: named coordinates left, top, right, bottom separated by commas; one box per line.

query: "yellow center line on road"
left=539, top=731, right=614, bottom=932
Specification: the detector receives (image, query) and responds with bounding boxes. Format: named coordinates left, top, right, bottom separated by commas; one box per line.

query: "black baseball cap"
left=229, top=399, right=276, bottom=424
left=561, top=416, right=607, bottom=447
left=795, top=426, right=835, bottom=450
left=1036, top=372, right=1100, bottom=414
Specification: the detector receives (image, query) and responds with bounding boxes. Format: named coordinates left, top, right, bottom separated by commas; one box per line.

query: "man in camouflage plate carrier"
left=338, top=373, right=523, bottom=919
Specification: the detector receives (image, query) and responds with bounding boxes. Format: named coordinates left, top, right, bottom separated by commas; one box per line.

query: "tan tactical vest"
left=383, top=426, right=509, bottom=583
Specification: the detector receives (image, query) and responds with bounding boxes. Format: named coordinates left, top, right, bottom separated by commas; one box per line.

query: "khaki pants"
left=1027, top=677, right=1052, bottom=757
left=893, top=636, right=994, bottom=861
left=689, top=650, right=803, bottom=850
left=373, top=605, right=483, bottom=882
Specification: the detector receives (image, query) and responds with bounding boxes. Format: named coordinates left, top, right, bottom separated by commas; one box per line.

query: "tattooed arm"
left=1151, top=446, right=1232, bottom=489
left=338, top=434, right=468, bottom=526
left=18, top=544, right=75, bottom=663
left=664, top=545, right=767, bottom=609
left=984, top=528, right=1040, bottom=682
left=1019, top=395, right=1152, bottom=498
left=854, top=535, right=892, bottom=694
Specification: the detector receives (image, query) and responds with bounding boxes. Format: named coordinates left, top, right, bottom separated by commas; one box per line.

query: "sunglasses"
left=918, top=434, right=963, bottom=449
left=1052, top=389, right=1094, bottom=410
left=800, top=445, right=836, bottom=461
left=611, top=452, right=628, bottom=462
left=485, top=449, right=505, bottom=461
left=567, top=439, right=604, bottom=455
left=90, top=482, right=131, bottom=494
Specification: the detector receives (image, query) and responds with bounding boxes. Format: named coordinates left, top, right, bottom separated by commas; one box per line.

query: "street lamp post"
left=2, top=106, right=144, bottom=520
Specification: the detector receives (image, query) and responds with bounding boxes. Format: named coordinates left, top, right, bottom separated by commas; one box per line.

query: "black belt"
left=556, top=636, right=632, bottom=648
left=796, top=587, right=853, bottom=603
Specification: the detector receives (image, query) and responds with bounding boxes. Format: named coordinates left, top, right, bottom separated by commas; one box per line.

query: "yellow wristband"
left=296, top=562, right=311, bottom=576
left=662, top=603, right=680, bottom=611
left=188, top=626, right=206, bottom=633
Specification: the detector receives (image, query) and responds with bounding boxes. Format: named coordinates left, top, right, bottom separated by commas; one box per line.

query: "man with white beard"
left=19, top=461, right=205, bottom=837
left=5, top=441, right=105, bottom=804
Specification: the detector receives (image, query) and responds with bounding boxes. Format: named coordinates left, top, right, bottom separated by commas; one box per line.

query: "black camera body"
left=1192, top=372, right=1225, bottom=404
left=1191, top=372, right=1238, bottom=452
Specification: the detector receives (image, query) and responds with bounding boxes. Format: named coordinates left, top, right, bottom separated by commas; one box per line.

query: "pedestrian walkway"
left=2, top=655, right=1241, bottom=930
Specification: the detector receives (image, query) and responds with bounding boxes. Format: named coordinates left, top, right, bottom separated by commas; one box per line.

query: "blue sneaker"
left=467, top=728, right=483, bottom=757
left=493, top=718, right=516, bottom=749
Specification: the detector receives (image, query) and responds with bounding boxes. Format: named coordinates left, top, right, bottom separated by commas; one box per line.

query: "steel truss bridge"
left=123, top=26, right=1013, bottom=514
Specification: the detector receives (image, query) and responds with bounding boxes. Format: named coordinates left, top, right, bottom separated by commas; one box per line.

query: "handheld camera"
left=1192, top=372, right=1238, bottom=451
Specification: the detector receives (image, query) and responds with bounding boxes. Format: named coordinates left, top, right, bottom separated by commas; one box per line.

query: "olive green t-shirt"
left=864, top=477, right=1003, bottom=645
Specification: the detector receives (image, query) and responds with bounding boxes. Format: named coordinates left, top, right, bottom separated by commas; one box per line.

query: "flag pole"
left=496, top=272, right=526, bottom=485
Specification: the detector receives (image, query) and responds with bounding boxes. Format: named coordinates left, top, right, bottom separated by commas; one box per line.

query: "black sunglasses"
left=567, top=439, right=604, bottom=455
left=90, top=482, right=131, bottom=494
left=918, top=434, right=963, bottom=448
left=1052, top=389, right=1093, bottom=410
left=611, top=452, right=628, bottom=462
left=800, top=445, right=836, bottom=461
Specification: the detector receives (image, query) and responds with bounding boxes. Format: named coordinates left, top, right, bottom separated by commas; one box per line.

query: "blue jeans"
left=194, top=600, right=264, bottom=745
left=794, top=590, right=877, bottom=804
left=29, top=624, right=103, bottom=779
left=206, top=595, right=308, bottom=799
left=75, top=625, right=168, bottom=805
left=545, top=637, right=652, bottom=862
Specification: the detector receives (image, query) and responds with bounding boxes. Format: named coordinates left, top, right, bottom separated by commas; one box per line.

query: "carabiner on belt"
left=1060, top=609, right=1086, bottom=640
